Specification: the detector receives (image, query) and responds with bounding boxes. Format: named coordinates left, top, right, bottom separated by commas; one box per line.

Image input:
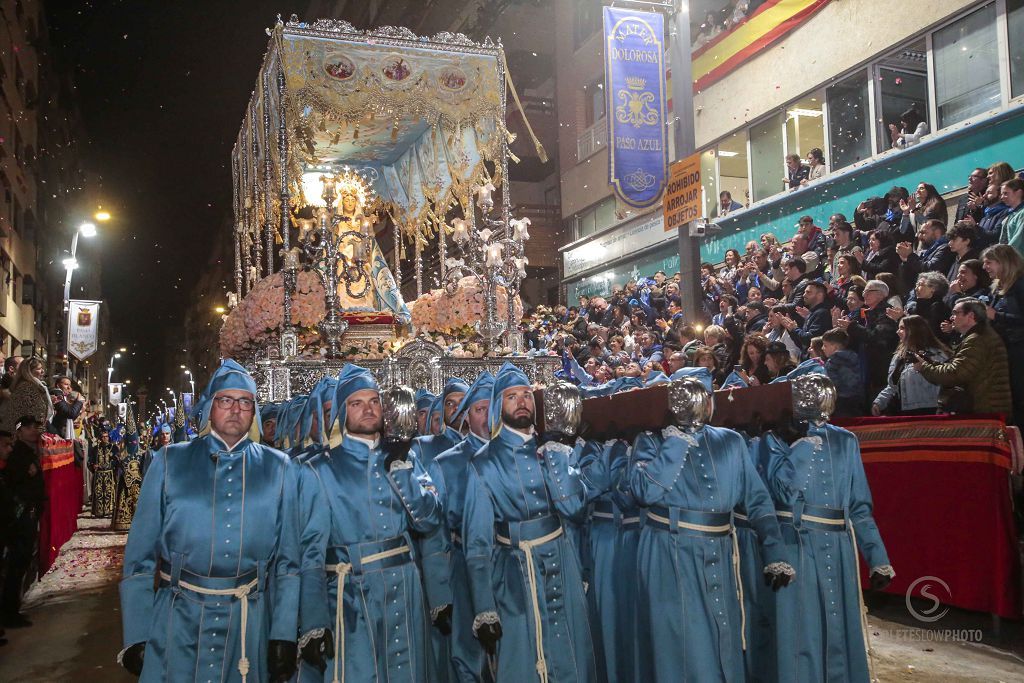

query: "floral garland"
left=219, top=271, right=326, bottom=357
left=410, top=276, right=524, bottom=338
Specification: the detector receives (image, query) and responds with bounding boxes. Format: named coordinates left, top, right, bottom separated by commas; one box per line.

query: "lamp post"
left=63, top=222, right=98, bottom=313
left=107, top=352, right=122, bottom=384
left=182, top=366, right=195, bottom=396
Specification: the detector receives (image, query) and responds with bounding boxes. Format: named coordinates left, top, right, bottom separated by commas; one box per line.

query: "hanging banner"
left=604, top=7, right=667, bottom=209
left=182, top=393, right=194, bottom=416
left=108, top=383, right=123, bottom=406
left=67, top=300, right=102, bottom=361
left=118, top=402, right=127, bottom=420
left=663, top=153, right=703, bottom=232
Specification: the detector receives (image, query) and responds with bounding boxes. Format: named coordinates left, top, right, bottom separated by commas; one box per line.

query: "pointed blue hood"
left=454, top=371, right=494, bottom=425
left=771, top=358, right=826, bottom=383
left=332, top=364, right=379, bottom=435
left=489, top=362, right=531, bottom=437
left=198, top=359, right=263, bottom=441
left=669, top=367, right=714, bottom=393
left=415, top=388, right=437, bottom=412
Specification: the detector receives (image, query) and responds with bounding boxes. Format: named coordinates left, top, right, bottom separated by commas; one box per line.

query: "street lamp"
left=183, top=368, right=195, bottom=396
left=63, top=221, right=99, bottom=313
left=94, top=210, right=112, bottom=222
left=107, top=351, right=122, bottom=383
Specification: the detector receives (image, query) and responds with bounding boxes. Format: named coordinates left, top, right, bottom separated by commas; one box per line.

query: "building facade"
left=556, top=0, right=1024, bottom=302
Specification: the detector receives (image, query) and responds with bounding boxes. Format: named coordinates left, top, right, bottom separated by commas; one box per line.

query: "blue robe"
left=119, top=434, right=301, bottom=683
left=412, top=426, right=462, bottom=465
left=410, top=425, right=462, bottom=681
left=298, top=434, right=445, bottom=682
left=764, top=423, right=890, bottom=683
left=628, top=425, right=786, bottom=683
left=580, top=438, right=641, bottom=683
left=463, top=427, right=597, bottom=683
left=427, top=432, right=490, bottom=683
left=737, top=434, right=778, bottom=683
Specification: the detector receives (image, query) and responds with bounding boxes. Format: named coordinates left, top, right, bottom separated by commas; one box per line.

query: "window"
left=716, top=132, right=748, bottom=215
left=785, top=93, right=825, bottom=161
left=582, top=78, right=605, bottom=128
left=1009, top=0, right=1024, bottom=98
left=826, top=70, right=871, bottom=171
left=574, top=0, right=603, bottom=48
left=874, top=40, right=929, bottom=152
left=749, top=112, right=784, bottom=202
left=933, top=3, right=999, bottom=128
left=574, top=196, right=617, bottom=240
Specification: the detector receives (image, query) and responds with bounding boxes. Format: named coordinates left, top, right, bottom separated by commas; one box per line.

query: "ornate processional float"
left=220, top=15, right=558, bottom=401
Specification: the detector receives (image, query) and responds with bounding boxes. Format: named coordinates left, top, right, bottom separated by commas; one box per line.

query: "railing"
left=576, top=118, right=607, bottom=164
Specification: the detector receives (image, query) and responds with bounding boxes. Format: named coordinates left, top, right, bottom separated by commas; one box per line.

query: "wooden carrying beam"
left=536, top=382, right=794, bottom=439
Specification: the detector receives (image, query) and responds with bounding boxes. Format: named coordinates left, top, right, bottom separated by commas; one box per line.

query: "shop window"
left=749, top=111, right=784, bottom=203
left=716, top=132, right=748, bottom=215
left=932, top=3, right=999, bottom=128
left=826, top=70, right=871, bottom=171
left=785, top=93, right=825, bottom=162
left=1009, top=0, right=1024, bottom=99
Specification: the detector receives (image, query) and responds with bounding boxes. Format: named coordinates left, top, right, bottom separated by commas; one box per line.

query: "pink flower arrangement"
left=411, top=276, right=524, bottom=338
left=219, top=271, right=327, bottom=356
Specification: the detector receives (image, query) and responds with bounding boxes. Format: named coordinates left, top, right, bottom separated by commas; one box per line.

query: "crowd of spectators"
left=523, top=160, right=1024, bottom=427
left=0, top=355, right=87, bottom=644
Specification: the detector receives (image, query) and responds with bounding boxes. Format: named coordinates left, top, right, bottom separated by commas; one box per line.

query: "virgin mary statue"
left=321, top=169, right=410, bottom=322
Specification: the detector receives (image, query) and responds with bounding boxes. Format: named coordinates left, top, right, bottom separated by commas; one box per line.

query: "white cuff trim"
left=298, top=628, right=326, bottom=649
left=764, top=561, right=796, bottom=578
left=431, top=604, right=450, bottom=621
left=472, top=611, right=500, bottom=636
left=871, top=564, right=895, bottom=578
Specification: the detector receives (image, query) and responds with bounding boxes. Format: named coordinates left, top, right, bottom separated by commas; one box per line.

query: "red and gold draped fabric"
left=836, top=415, right=1022, bottom=618
left=692, top=0, right=832, bottom=91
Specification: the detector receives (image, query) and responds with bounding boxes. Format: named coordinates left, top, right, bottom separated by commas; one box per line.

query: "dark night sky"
left=46, top=0, right=288, bottom=391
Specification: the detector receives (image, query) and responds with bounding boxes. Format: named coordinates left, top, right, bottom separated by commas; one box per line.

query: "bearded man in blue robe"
left=463, top=363, right=597, bottom=683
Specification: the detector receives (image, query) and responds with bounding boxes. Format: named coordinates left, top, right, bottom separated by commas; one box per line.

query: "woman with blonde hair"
left=988, top=161, right=1015, bottom=188
left=982, top=244, right=1024, bottom=424
left=0, top=356, right=52, bottom=432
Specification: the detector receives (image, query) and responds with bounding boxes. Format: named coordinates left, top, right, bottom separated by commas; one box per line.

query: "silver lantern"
left=791, top=373, right=836, bottom=423
left=668, top=378, right=714, bottom=430
left=543, top=381, right=583, bottom=438
left=381, top=384, right=418, bottom=441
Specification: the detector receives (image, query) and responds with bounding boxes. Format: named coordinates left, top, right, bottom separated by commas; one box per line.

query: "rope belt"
left=325, top=541, right=412, bottom=683
left=495, top=516, right=564, bottom=683
left=775, top=502, right=847, bottom=531
left=158, top=571, right=259, bottom=683
left=645, top=507, right=746, bottom=650
left=591, top=501, right=641, bottom=528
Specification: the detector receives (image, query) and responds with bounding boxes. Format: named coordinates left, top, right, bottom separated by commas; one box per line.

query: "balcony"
left=576, top=117, right=607, bottom=164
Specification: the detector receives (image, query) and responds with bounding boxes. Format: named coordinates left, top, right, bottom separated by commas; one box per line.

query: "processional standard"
left=222, top=16, right=557, bottom=400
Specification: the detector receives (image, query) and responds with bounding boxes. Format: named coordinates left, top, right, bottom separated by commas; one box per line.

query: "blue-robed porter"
left=462, top=363, right=597, bottom=682
left=119, top=360, right=302, bottom=683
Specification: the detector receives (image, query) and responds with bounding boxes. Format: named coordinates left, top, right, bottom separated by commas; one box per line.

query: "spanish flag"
left=692, top=0, right=832, bottom=91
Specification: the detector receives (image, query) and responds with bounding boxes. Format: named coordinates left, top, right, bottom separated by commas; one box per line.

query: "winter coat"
left=918, top=324, right=1012, bottom=415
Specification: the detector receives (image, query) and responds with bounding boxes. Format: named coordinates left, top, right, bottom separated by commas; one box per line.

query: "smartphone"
left=734, top=365, right=743, bottom=373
